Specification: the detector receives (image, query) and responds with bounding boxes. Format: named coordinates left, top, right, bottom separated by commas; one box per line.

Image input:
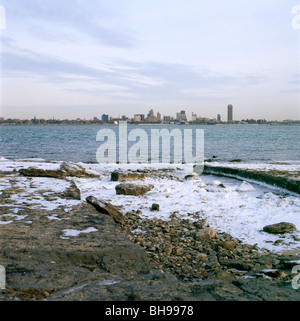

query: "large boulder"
left=115, top=183, right=154, bottom=196
left=263, top=222, right=297, bottom=234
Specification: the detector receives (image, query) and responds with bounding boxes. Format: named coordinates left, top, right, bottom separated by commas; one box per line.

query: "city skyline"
left=0, top=1, right=299, bottom=121
left=2, top=105, right=298, bottom=125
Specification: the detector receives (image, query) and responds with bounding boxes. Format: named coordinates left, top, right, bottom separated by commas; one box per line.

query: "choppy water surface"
left=0, top=124, right=299, bottom=163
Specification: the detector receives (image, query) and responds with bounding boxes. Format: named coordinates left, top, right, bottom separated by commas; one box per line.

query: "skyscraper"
left=227, top=105, right=233, bottom=123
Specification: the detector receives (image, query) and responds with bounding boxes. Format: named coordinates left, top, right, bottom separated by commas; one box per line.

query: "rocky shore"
left=0, top=161, right=299, bottom=301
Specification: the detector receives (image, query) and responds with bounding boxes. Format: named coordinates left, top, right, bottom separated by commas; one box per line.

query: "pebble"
left=122, top=210, right=298, bottom=282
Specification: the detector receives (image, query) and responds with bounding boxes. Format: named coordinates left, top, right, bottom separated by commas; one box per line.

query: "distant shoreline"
left=1, top=122, right=299, bottom=126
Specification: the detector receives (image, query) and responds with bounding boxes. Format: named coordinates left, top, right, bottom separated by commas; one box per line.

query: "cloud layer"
left=1, top=0, right=299, bottom=120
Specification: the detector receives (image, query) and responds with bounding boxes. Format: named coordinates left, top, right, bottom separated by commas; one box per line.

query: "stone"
left=19, top=167, right=66, bottom=179
left=19, top=163, right=99, bottom=179
left=184, top=173, right=199, bottom=180
left=195, top=228, right=215, bottom=241
left=218, top=184, right=227, bottom=188
left=151, top=203, right=160, bottom=211
left=196, top=253, right=208, bottom=261
left=166, top=247, right=173, bottom=256
left=263, top=222, right=297, bottom=234
left=86, top=196, right=125, bottom=224
left=176, top=248, right=184, bottom=256
left=223, top=241, right=236, bottom=249
left=115, top=183, right=154, bottom=196
left=60, top=162, right=94, bottom=177
left=261, top=269, right=287, bottom=278
left=111, top=171, right=145, bottom=181
left=61, top=181, right=81, bottom=200
left=218, top=258, right=252, bottom=271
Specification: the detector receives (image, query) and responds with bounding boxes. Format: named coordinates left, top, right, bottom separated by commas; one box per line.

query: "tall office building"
left=176, top=110, right=187, bottom=122
left=227, top=105, right=233, bottom=123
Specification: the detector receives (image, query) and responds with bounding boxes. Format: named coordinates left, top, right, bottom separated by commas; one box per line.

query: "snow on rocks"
left=0, top=159, right=299, bottom=253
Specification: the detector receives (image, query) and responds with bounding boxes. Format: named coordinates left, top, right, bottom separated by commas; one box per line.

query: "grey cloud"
left=3, top=0, right=139, bottom=48
left=2, top=41, right=268, bottom=102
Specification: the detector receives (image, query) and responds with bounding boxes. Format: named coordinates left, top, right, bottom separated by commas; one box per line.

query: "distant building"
left=134, top=114, right=141, bottom=122
left=227, top=105, right=233, bottom=123
left=257, top=119, right=266, bottom=124
left=102, top=114, right=110, bottom=122
left=191, top=113, right=197, bottom=122
left=157, top=112, right=161, bottom=121
left=217, top=114, right=221, bottom=122
left=146, top=109, right=160, bottom=122
left=176, top=110, right=187, bottom=122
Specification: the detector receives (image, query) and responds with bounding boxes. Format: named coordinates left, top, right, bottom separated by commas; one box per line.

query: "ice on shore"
left=206, top=160, right=300, bottom=172
left=0, top=159, right=299, bottom=253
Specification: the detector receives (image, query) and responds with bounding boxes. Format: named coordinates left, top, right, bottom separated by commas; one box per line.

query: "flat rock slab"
left=0, top=173, right=149, bottom=296
left=19, top=162, right=99, bottom=179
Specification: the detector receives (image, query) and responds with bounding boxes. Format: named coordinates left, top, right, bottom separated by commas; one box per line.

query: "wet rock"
left=263, top=222, right=297, bottom=234
left=115, top=183, right=154, bottom=196
left=86, top=196, right=125, bottom=224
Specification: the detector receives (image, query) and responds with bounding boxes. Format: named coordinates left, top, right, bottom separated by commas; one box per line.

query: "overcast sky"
left=0, top=0, right=299, bottom=121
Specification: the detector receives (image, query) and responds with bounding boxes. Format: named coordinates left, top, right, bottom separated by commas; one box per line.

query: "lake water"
left=0, top=124, right=299, bottom=164
left=1, top=124, right=299, bottom=253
